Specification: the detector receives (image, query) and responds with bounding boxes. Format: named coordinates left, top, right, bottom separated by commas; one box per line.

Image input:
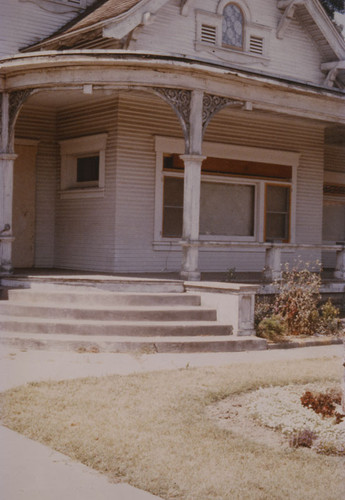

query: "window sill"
left=59, top=188, right=105, bottom=200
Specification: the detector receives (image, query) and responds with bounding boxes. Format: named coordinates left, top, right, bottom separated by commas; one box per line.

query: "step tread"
left=0, top=332, right=256, bottom=343
left=0, top=315, right=226, bottom=327
left=0, top=303, right=211, bottom=312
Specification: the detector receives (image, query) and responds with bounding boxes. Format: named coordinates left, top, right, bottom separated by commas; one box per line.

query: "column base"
left=180, top=270, right=201, bottom=281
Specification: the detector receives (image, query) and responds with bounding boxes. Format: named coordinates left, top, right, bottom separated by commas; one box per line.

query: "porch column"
left=0, top=93, right=16, bottom=274
left=180, top=154, right=206, bottom=281
left=180, top=89, right=204, bottom=281
left=335, top=247, right=345, bottom=280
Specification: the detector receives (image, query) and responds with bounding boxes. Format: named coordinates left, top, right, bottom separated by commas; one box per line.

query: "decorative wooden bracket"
left=277, top=0, right=303, bottom=39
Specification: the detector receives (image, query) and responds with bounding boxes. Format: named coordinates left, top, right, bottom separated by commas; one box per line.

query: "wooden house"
left=1, top=0, right=344, bottom=282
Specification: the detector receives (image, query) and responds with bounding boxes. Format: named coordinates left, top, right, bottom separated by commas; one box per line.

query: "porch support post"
left=335, top=247, right=345, bottom=280
left=180, top=154, right=205, bottom=280
left=0, top=93, right=16, bottom=274
left=264, top=245, right=282, bottom=282
left=180, top=89, right=205, bottom=281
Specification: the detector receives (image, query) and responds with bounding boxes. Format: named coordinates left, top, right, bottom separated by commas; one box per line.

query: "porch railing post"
left=263, top=244, right=282, bottom=282
left=335, top=247, right=345, bottom=280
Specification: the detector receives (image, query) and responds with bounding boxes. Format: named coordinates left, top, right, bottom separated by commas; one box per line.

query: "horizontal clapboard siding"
left=114, top=91, right=324, bottom=273
left=15, top=104, right=58, bottom=267
left=14, top=90, right=327, bottom=274
left=325, top=145, right=345, bottom=173
left=1, top=0, right=93, bottom=58
left=55, top=97, right=118, bottom=271
left=114, top=91, right=183, bottom=272
left=134, top=0, right=326, bottom=86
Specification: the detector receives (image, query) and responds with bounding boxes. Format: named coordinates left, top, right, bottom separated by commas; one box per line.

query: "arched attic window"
left=222, top=3, right=244, bottom=49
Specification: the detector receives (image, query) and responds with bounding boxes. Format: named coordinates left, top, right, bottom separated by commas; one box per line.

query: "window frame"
left=154, top=137, right=299, bottom=249
left=59, top=133, right=107, bottom=199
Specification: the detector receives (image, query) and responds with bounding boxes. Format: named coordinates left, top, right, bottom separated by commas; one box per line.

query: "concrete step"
left=0, top=316, right=233, bottom=337
left=0, top=332, right=267, bottom=353
left=1, top=276, right=184, bottom=293
left=7, top=290, right=201, bottom=307
left=0, top=302, right=217, bottom=322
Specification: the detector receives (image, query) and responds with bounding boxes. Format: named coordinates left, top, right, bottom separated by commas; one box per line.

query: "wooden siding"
left=15, top=104, right=58, bottom=268
left=115, top=91, right=183, bottom=272
left=133, top=0, right=326, bottom=86
left=325, top=145, right=345, bottom=173
left=114, top=91, right=324, bottom=273
left=55, top=97, right=118, bottom=271
left=1, top=0, right=93, bottom=58
left=14, top=90, right=327, bottom=274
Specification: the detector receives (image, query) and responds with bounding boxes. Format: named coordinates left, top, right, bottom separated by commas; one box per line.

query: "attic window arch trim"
left=216, top=0, right=251, bottom=22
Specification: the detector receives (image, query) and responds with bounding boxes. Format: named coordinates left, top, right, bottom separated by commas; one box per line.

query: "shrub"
left=273, top=264, right=321, bottom=336
left=318, top=299, right=342, bottom=335
left=255, top=262, right=344, bottom=338
left=256, top=315, right=286, bottom=342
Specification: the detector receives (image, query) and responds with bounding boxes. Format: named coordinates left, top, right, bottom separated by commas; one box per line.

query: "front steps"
left=0, top=284, right=267, bottom=353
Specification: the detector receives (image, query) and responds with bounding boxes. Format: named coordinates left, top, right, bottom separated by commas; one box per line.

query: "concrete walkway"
left=0, top=344, right=343, bottom=500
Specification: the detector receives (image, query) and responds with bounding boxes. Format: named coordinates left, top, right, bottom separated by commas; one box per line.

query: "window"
left=59, top=134, right=107, bottom=199
left=222, top=4, right=243, bottom=48
left=155, top=137, right=298, bottom=247
left=195, top=5, right=270, bottom=62
left=265, top=184, right=291, bottom=242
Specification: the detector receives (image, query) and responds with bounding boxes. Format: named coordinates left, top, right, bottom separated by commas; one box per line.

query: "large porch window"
left=154, top=137, right=298, bottom=247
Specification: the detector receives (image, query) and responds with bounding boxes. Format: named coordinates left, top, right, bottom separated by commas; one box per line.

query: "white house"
left=1, top=0, right=344, bottom=281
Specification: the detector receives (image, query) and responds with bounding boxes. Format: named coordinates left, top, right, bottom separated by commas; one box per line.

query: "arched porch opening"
left=11, top=86, right=187, bottom=273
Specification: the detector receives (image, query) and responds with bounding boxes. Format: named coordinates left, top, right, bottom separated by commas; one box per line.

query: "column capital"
left=0, top=153, right=18, bottom=160
left=179, top=154, right=206, bottom=163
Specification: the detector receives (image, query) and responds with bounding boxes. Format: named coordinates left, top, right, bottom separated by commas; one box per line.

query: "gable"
left=18, top=0, right=345, bottom=89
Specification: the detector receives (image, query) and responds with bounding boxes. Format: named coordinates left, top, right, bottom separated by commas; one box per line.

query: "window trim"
left=59, top=133, right=107, bottom=199
left=154, top=137, right=298, bottom=248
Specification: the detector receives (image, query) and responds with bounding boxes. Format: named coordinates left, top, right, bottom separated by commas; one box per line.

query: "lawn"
left=1, top=357, right=344, bottom=499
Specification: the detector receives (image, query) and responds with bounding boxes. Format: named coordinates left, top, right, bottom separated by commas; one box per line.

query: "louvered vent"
left=201, top=25, right=217, bottom=44
left=249, top=36, right=264, bottom=55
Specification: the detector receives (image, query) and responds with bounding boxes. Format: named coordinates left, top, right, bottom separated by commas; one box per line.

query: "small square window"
left=59, top=134, right=107, bottom=199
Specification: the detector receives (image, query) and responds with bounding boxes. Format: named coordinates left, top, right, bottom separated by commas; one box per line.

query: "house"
left=0, top=0, right=344, bottom=283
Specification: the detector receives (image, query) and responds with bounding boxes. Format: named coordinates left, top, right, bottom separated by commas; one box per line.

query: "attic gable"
left=24, top=0, right=171, bottom=50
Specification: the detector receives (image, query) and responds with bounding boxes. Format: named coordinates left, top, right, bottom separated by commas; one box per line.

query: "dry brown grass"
left=1, top=357, right=344, bottom=499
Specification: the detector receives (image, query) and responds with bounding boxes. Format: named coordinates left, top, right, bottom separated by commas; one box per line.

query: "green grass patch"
left=1, top=358, right=344, bottom=499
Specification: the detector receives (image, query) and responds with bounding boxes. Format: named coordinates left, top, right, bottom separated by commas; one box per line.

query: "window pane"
left=163, top=207, right=183, bottom=237
left=222, top=4, right=243, bottom=48
left=266, top=185, right=289, bottom=212
left=77, top=156, right=99, bottom=182
left=200, top=182, right=255, bottom=236
left=266, top=185, right=290, bottom=241
left=163, top=177, right=183, bottom=237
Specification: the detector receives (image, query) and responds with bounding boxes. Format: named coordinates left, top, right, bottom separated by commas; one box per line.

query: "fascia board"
left=303, top=0, right=345, bottom=59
